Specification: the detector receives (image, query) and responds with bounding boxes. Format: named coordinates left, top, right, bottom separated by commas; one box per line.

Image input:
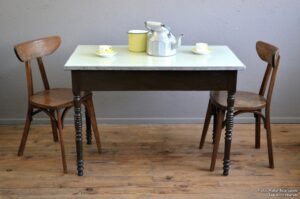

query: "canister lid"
left=128, top=30, right=148, bottom=34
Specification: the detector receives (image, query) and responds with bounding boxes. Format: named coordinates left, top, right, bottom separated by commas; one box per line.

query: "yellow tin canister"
left=127, top=30, right=148, bottom=52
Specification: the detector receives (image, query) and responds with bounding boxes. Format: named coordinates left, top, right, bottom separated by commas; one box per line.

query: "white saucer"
left=192, top=47, right=211, bottom=55
left=96, top=50, right=117, bottom=57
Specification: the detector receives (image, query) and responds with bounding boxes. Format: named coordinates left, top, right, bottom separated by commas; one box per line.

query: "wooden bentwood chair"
left=199, top=41, right=280, bottom=171
left=14, top=35, right=101, bottom=173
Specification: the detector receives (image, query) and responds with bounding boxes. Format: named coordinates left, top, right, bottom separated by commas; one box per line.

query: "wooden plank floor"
left=0, top=124, right=299, bottom=198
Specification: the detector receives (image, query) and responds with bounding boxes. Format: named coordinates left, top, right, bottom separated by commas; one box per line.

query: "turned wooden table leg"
left=212, top=106, right=217, bottom=144
left=85, top=107, right=92, bottom=145
left=74, top=92, right=84, bottom=176
left=223, top=90, right=235, bottom=176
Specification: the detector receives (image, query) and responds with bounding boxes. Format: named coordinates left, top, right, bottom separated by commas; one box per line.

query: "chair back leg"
left=265, top=109, right=274, bottom=168
left=56, top=110, right=68, bottom=173
left=254, top=113, right=261, bottom=149
left=85, top=97, right=102, bottom=153
left=50, top=110, right=59, bottom=142
left=85, top=106, right=92, bottom=145
left=212, top=107, right=218, bottom=144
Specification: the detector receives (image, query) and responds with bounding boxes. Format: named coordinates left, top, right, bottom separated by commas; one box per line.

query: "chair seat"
left=30, top=88, right=90, bottom=109
left=210, top=91, right=266, bottom=111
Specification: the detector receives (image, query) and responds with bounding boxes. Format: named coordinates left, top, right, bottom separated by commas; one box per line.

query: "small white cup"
left=98, top=45, right=113, bottom=54
left=195, top=43, right=208, bottom=52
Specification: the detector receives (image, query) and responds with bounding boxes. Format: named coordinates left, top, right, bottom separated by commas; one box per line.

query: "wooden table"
left=65, top=45, right=245, bottom=176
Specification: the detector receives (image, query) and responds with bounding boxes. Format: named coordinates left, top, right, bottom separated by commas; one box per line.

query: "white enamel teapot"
left=145, top=21, right=183, bottom=57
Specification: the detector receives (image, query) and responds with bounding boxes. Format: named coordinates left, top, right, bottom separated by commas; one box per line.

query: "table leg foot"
left=223, top=91, right=235, bottom=176
left=223, top=159, right=230, bottom=176
left=77, top=160, right=84, bottom=176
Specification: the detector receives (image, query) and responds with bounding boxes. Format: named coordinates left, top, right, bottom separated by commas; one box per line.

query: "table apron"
left=71, top=70, right=237, bottom=92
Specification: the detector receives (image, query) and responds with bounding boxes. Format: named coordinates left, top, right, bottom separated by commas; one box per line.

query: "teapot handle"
left=162, top=25, right=171, bottom=35
left=145, top=21, right=163, bottom=30
left=144, top=21, right=171, bottom=34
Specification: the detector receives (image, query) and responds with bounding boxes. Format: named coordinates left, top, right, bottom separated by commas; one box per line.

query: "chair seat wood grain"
left=210, top=91, right=266, bottom=111
left=30, top=88, right=89, bottom=109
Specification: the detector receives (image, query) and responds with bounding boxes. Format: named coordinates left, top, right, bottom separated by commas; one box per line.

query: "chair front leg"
left=18, top=107, right=33, bottom=156
left=210, top=109, right=225, bottom=171
left=199, top=100, right=214, bottom=149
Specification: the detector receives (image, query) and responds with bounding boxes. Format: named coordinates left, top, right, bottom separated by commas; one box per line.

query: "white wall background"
left=0, top=0, right=300, bottom=124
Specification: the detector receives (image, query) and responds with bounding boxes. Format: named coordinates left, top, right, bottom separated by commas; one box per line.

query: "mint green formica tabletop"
left=64, top=45, right=245, bottom=71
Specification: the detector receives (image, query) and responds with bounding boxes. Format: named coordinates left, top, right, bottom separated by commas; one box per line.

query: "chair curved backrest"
left=257, top=41, right=280, bottom=108
left=14, top=36, right=61, bottom=98
left=14, top=36, right=61, bottom=62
